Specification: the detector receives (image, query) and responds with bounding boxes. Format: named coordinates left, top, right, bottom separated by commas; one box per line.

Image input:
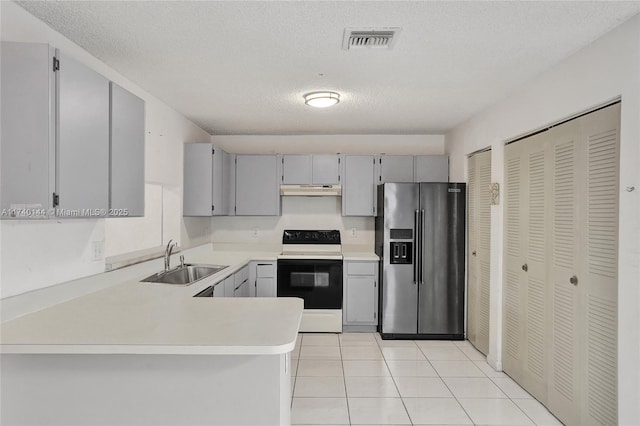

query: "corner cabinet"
left=250, top=261, right=277, bottom=297
left=183, top=143, right=231, bottom=216
left=342, top=155, right=376, bottom=217
left=0, top=42, right=144, bottom=219
left=343, top=260, right=379, bottom=331
left=235, top=155, right=281, bottom=216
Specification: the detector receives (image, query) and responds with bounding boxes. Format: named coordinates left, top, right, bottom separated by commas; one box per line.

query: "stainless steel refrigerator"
left=375, top=183, right=466, bottom=339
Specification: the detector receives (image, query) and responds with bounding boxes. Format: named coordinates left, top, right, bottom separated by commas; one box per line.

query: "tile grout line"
left=338, top=334, right=352, bottom=426
left=425, top=342, right=479, bottom=426
left=376, top=334, right=416, bottom=426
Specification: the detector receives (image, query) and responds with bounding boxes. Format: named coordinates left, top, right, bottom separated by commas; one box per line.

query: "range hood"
left=280, top=184, right=342, bottom=197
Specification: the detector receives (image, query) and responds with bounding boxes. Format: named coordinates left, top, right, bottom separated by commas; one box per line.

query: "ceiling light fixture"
left=304, top=91, right=340, bottom=108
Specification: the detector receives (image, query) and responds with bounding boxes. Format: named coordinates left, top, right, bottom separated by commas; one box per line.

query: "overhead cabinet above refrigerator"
left=375, top=182, right=466, bottom=339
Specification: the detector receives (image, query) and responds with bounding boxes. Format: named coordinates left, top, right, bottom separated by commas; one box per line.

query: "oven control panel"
left=283, top=229, right=341, bottom=244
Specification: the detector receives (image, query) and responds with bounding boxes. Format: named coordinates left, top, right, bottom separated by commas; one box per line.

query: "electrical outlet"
left=350, top=228, right=357, bottom=238
left=91, top=241, right=104, bottom=261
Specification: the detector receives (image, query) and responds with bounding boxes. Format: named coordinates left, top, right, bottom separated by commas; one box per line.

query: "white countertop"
left=342, top=245, right=380, bottom=261
left=0, top=243, right=378, bottom=355
left=0, top=247, right=301, bottom=355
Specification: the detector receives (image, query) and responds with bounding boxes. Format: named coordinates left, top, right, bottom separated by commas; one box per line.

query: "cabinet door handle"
left=522, top=263, right=528, bottom=272
left=472, top=251, right=477, bottom=256
left=570, top=275, right=578, bottom=286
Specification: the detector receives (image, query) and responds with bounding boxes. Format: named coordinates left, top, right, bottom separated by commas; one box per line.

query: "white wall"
left=211, top=196, right=373, bottom=246
left=445, top=14, right=640, bottom=425
left=212, top=134, right=444, bottom=155
left=0, top=2, right=211, bottom=298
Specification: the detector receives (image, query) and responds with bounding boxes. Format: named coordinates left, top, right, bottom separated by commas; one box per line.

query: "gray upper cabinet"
left=312, top=154, right=341, bottom=184
left=282, top=154, right=341, bottom=185
left=378, top=155, right=415, bottom=184
left=110, top=83, right=145, bottom=217
left=1, top=43, right=144, bottom=219
left=183, top=143, right=230, bottom=216
left=57, top=51, right=110, bottom=214
left=414, top=155, right=449, bottom=182
left=222, top=151, right=236, bottom=216
left=235, top=154, right=281, bottom=216
left=0, top=42, right=55, bottom=218
left=282, top=155, right=312, bottom=184
left=342, top=155, right=376, bottom=216
left=183, top=143, right=214, bottom=216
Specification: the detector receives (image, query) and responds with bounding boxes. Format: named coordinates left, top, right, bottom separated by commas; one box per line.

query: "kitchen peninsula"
left=0, top=246, right=304, bottom=426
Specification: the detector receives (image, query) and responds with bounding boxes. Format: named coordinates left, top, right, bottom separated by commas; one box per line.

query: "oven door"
left=277, top=259, right=343, bottom=309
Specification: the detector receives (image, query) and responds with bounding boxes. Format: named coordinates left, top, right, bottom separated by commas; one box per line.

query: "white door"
left=467, top=149, right=491, bottom=355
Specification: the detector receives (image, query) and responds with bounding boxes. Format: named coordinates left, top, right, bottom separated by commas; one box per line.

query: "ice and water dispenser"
left=389, top=229, right=413, bottom=265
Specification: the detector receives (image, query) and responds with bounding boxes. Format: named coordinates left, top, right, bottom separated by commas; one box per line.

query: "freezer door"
left=418, top=183, right=466, bottom=335
left=381, top=183, right=419, bottom=334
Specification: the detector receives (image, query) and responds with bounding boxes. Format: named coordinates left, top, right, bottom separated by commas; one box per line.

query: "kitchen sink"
left=141, top=264, right=228, bottom=285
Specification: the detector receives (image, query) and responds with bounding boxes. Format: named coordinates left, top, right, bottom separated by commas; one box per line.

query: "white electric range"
left=277, top=230, right=343, bottom=332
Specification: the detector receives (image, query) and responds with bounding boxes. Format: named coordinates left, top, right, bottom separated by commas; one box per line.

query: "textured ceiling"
left=16, top=1, right=640, bottom=135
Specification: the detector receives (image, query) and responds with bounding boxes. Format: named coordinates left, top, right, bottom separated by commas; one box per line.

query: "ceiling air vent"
left=342, top=27, right=400, bottom=50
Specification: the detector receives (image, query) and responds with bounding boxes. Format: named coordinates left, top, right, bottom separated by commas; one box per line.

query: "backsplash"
left=210, top=196, right=374, bottom=246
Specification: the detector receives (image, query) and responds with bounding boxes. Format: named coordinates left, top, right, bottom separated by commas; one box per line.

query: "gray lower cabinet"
left=233, top=265, right=250, bottom=297
left=223, top=276, right=235, bottom=297
left=343, top=261, right=379, bottom=331
left=56, top=51, right=110, bottom=215
left=414, top=155, right=448, bottom=182
left=215, top=265, right=255, bottom=297
left=212, top=281, right=225, bottom=297
left=0, top=42, right=54, bottom=218
left=251, top=261, right=277, bottom=297
left=342, top=155, right=376, bottom=216
left=110, top=82, right=145, bottom=217
left=235, top=155, right=281, bottom=216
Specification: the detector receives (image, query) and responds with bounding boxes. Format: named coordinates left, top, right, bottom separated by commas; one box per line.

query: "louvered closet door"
left=467, top=150, right=491, bottom=355
left=520, top=131, right=550, bottom=402
left=503, top=131, right=549, bottom=400
left=503, top=103, right=619, bottom=426
left=578, top=104, right=619, bottom=426
left=467, top=156, right=478, bottom=346
left=503, top=139, right=528, bottom=383
left=476, top=152, right=491, bottom=355
left=547, top=120, right=582, bottom=425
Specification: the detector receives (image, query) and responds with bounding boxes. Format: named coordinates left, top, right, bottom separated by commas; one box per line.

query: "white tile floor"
left=291, top=332, right=563, bottom=426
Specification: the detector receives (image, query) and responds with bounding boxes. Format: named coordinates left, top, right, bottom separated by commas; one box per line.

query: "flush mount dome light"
left=304, top=91, right=340, bottom=108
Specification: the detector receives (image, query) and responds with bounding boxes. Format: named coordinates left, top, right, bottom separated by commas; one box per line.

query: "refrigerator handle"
left=413, top=209, right=419, bottom=285
left=420, top=209, right=425, bottom=285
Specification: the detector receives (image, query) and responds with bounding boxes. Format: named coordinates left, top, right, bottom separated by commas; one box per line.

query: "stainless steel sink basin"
left=141, top=264, right=228, bottom=285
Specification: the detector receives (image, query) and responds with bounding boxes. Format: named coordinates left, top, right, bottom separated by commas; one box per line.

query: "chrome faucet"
left=164, top=240, right=178, bottom=271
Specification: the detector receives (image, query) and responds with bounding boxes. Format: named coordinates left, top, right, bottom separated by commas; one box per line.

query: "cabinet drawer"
left=256, top=263, right=275, bottom=278
left=347, top=262, right=377, bottom=276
